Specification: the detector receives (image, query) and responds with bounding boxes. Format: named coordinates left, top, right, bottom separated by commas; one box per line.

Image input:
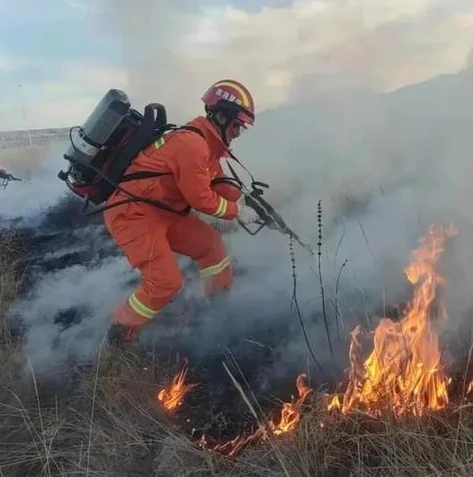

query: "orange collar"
left=185, top=116, right=229, bottom=159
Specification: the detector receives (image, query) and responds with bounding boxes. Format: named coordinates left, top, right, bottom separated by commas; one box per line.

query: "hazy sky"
left=0, top=0, right=472, bottom=130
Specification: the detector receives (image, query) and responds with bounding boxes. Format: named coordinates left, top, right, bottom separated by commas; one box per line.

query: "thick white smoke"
left=13, top=255, right=134, bottom=371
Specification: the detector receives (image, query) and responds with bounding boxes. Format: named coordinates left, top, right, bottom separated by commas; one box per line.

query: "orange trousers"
left=105, top=208, right=233, bottom=327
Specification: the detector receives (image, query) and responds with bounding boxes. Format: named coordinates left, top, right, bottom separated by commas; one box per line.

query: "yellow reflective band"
left=213, top=197, right=228, bottom=218
left=128, top=293, right=157, bottom=319
left=214, top=81, right=251, bottom=108
left=153, top=137, right=165, bottom=149
left=200, top=256, right=231, bottom=279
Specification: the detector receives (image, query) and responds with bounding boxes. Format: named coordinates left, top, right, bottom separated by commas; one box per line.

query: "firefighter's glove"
left=237, top=203, right=260, bottom=225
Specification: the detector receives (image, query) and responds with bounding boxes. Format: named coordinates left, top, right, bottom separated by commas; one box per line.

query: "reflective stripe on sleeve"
left=153, top=137, right=165, bottom=149
left=212, top=197, right=228, bottom=218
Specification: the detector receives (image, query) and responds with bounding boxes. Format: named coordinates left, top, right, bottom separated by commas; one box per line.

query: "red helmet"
left=201, top=79, right=255, bottom=126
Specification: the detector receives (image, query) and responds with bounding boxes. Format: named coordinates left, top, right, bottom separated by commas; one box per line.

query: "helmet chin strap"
left=206, top=109, right=234, bottom=146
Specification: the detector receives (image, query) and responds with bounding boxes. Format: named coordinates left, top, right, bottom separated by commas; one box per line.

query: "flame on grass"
left=329, top=224, right=458, bottom=416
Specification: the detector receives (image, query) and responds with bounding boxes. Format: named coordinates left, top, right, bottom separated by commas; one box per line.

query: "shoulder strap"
left=120, top=171, right=171, bottom=182
left=157, top=123, right=205, bottom=140
left=117, top=125, right=205, bottom=184
left=178, top=125, right=205, bottom=138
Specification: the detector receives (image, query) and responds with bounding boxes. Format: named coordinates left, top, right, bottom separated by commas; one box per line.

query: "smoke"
left=96, top=0, right=473, bottom=115
left=0, top=141, right=70, bottom=223
left=9, top=226, right=138, bottom=375
left=6, top=0, right=473, bottom=381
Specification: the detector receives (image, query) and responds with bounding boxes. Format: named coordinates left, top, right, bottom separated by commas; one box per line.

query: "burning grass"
left=3, top=357, right=473, bottom=477
left=157, top=359, right=198, bottom=413
left=2, top=224, right=473, bottom=475
left=328, top=224, right=460, bottom=417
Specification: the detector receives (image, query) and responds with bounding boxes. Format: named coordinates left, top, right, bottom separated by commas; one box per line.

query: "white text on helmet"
left=215, top=88, right=243, bottom=106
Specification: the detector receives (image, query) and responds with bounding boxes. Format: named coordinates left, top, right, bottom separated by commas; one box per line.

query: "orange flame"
left=330, top=224, right=457, bottom=416
left=210, top=428, right=266, bottom=458
left=199, top=374, right=313, bottom=458
left=328, top=393, right=341, bottom=411
left=157, top=361, right=197, bottom=413
left=270, top=373, right=313, bottom=435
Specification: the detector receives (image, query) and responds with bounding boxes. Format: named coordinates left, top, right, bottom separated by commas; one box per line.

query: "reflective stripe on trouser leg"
left=199, top=256, right=233, bottom=296
left=112, top=291, right=161, bottom=327
left=126, top=268, right=182, bottom=322
left=112, top=300, right=150, bottom=327
left=114, top=273, right=182, bottom=326
left=127, top=292, right=159, bottom=319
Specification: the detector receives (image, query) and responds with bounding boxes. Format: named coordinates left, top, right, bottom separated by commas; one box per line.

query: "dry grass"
left=275, top=398, right=473, bottom=477
left=1, top=236, right=473, bottom=476
left=3, top=354, right=473, bottom=477
left=0, top=232, right=25, bottom=344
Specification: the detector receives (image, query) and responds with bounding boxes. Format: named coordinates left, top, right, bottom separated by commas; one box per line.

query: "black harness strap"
left=117, top=124, right=207, bottom=183
left=154, top=124, right=205, bottom=142
left=83, top=125, right=206, bottom=216
left=225, top=151, right=270, bottom=193
left=176, top=125, right=206, bottom=138
left=120, top=170, right=171, bottom=182
left=210, top=176, right=243, bottom=189
left=85, top=196, right=192, bottom=217
left=119, top=125, right=206, bottom=184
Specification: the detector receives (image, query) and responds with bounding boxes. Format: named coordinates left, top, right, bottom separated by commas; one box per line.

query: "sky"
left=0, top=0, right=472, bottom=130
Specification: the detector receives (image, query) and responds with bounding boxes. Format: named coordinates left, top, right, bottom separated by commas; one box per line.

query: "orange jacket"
left=106, top=116, right=241, bottom=220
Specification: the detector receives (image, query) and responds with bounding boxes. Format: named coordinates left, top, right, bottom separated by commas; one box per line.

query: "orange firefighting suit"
left=104, top=116, right=242, bottom=326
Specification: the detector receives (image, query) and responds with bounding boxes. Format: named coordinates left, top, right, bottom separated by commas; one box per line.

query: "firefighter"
left=104, top=79, right=260, bottom=344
